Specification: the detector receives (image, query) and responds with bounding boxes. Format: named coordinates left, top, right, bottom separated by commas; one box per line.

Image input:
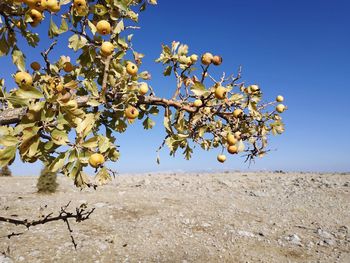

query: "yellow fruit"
left=26, top=0, right=44, bottom=10
left=28, top=9, right=43, bottom=26
left=125, top=106, right=139, bottom=119
left=50, top=3, right=60, bottom=13
left=212, top=55, right=223, bottom=66
left=201, top=52, right=213, bottom=65
left=276, top=104, right=285, bottom=113
left=100, top=41, right=114, bottom=57
left=44, top=0, right=60, bottom=13
left=217, top=154, right=226, bottom=163
left=276, top=95, right=284, bottom=102
left=126, top=62, right=138, bottom=76
left=193, top=99, right=203, bottom=107
left=14, top=72, right=33, bottom=87
left=30, top=62, right=41, bottom=71
left=73, top=0, right=86, bottom=8
left=214, top=86, right=226, bottom=99
left=63, top=62, right=74, bottom=73
left=233, top=109, right=243, bottom=118
left=49, top=77, right=64, bottom=93
left=227, top=133, right=237, bottom=146
left=190, top=54, right=198, bottom=63
left=89, top=153, right=105, bottom=168
left=139, top=82, right=149, bottom=95
left=96, top=20, right=111, bottom=35
left=250, top=84, right=260, bottom=92
left=227, top=145, right=238, bottom=154
left=73, top=0, right=87, bottom=15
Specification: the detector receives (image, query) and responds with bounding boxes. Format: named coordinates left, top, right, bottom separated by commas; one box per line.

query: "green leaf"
left=48, top=17, right=59, bottom=38
left=0, top=146, right=16, bottom=167
left=143, top=117, right=155, bottom=130
left=95, top=167, right=111, bottom=186
left=68, top=34, right=87, bottom=52
left=81, top=136, right=99, bottom=148
left=76, top=113, right=96, bottom=138
left=191, top=82, right=208, bottom=97
left=12, top=48, right=26, bottom=72
left=163, top=66, right=172, bottom=76
left=49, top=152, right=68, bottom=172
left=183, top=145, right=193, bottom=160
left=16, top=86, right=44, bottom=100
left=88, top=20, right=97, bottom=35
left=0, top=35, right=10, bottom=56
left=0, top=135, right=19, bottom=147
left=98, top=136, right=110, bottom=153
left=113, top=20, right=124, bottom=34
left=51, top=129, right=69, bottom=145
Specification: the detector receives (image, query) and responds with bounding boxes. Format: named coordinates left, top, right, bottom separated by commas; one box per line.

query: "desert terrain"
left=0, top=172, right=349, bottom=263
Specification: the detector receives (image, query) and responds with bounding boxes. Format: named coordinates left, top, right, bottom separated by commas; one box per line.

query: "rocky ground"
left=0, top=172, right=349, bottom=263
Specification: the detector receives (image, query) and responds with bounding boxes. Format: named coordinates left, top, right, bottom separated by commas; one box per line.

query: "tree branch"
left=0, top=95, right=197, bottom=126
left=0, top=202, right=95, bottom=250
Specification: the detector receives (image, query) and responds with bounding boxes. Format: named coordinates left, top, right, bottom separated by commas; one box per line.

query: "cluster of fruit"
left=216, top=94, right=286, bottom=163
left=10, top=0, right=61, bottom=27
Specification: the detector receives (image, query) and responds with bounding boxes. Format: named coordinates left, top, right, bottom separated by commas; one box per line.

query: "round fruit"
left=233, top=109, right=243, bottom=118
left=89, top=153, right=105, bottom=168
left=14, top=72, right=33, bottom=87
left=139, top=82, right=149, bottom=95
left=201, top=52, right=213, bottom=65
left=30, top=62, right=41, bottom=71
left=96, top=20, right=111, bottom=35
left=125, top=106, right=139, bottom=119
left=250, top=84, right=260, bottom=92
left=190, top=54, right=198, bottom=63
left=49, top=77, right=64, bottom=93
left=276, top=104, right=285, bottom=113
left=217, top=154, right=226, bottom=163
left=73, top=0, right=86, bottom=8
left=227, top=133, right=237, bottom=146
left=26, top=0, right=44, bottom=10
left=45, top=0, right=60, bottom=13
left=227, top=145, right=238, bottom=154
left=212, top=55, right=223, bottom=66
left=73, top=0, right=87, bottom=15
left=276, top=95, right=284, bottom=102
left=126, top=62, right=138, bottom=76
left=193, top=99, right=203, bottom=107
left=29, top=9, right=43, bottom=23
left=63, top=62, right=74, bottom=73
left=100, top=41, right=114, bottom=57
left=214, top=86, right=226, bottom=100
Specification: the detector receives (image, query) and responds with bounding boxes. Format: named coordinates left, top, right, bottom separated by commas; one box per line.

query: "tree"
left=37, top=166, right=58, bottom=193
left=0, top=165, right=12, bottom=176
left=0, top=0, right=286, bottom=188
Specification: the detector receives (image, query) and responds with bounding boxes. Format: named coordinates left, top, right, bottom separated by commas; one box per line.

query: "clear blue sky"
left=2, top=0, right=350, bottom=175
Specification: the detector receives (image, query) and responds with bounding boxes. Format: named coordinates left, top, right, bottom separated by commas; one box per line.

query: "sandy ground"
left=0, top=172, right=349, bottom=263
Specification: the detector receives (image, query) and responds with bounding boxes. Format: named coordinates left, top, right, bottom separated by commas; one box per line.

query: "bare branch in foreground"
left=0, top=202, right=95, bottom=250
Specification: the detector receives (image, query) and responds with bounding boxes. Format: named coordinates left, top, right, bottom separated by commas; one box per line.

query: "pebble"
left=94, top=202, right=108, bottom=208
left=236, top=230, right=255, bottom=238
left=285, top=234, right=302, bottom=245
left=317, top=228, right=333, bottom=239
